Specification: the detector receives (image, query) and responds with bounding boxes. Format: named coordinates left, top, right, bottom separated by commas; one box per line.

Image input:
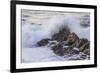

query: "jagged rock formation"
left=52, top=27, right=70, bottom=42
left=36, top=27, right=90, bottom=60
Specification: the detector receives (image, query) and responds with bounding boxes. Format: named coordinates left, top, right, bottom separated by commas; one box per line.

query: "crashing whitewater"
left=21, top=12, right=90, bottom=63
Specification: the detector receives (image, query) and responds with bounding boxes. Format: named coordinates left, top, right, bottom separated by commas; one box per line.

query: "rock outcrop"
left=36, top=38, right=51, bottom=47
left=36, top=27, right=90, bottom=60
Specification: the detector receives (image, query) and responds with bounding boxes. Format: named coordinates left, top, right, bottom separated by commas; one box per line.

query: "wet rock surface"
left=36, top=38, right=51, bottom=47
left=36, top=27, right=90, bottom=60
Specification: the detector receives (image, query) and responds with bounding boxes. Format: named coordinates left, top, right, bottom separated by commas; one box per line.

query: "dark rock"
left=48, top=40, right=58, bottom=47
left=50, top=42, right=56, bottom=45
left=66, top=32, right=79, bottom=46
left=70, top=38, right=90, bottom=55
left=69, top=49, right=80, bottom=55
left=79, top=38, right=88, bottom=48
left=52, top=27, right=70, bottom=42
left=35, top=26, right=90, bottom=60
left=62, top=41, right=68, bottom=46
left=51, top=42, right=63, bottom=50
left=51, top=42, right=64, bottom=56
left=79, top=41, right=89, bottom=52
left=36, top=38, right=51, bottom=47
left=83, top=48, right=90, bottom=55
left=51, top=30, right=90, bottom=58
left=63, top=46, right=73, bottom=54
left=81, top=54, right=87, bottom=59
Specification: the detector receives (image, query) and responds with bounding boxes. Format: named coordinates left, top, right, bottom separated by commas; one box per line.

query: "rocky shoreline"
left=36, top=27, right=90, bottom=60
